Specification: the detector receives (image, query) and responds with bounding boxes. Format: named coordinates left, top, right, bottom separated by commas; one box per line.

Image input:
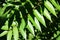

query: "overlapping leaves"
left=0, top=0, right=60, bottom=40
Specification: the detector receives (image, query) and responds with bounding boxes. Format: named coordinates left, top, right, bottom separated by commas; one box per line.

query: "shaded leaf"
left=3, top=9, right=11, bottom=18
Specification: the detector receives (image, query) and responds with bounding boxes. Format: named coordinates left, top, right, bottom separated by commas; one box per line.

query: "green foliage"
left=0, top=0, right=60, bottom=40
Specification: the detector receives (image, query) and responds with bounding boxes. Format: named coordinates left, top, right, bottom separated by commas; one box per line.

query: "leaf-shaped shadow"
left=14, top=9, right=21, bottom=27
left=19, top=6, right=27, bottom=26
left=8, top=14, right=14, bottom=28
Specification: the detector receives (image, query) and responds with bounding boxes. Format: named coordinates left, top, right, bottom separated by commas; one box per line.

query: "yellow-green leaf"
left=1, top=20, right=8, bottom=30
left=19, top=29, right=26, bottom=40
left=0, top=5, right=7, bottom=16
left=0, top=31, right=8, bottom=37
left=34, top=17, right=41, bottom=32
left=27, top=20, right=35, bottom=36
left=20, top=18, right=26, bottom=30
left=28, top=14, right=41, bottom=31
left=44, top=1, right=57, bottom=17
left=7, top=30, right=12, bottom=40
left=33, top=9, right=46, bottom=27
left=44, top=8, right=52, bottom=22
left=13, top=26, right=19, bottom=40
left=50, top=0, right=60, bottom=11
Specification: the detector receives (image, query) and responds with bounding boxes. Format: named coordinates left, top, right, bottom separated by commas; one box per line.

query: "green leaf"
left=19, top=29, right=26, bottom=40
left=3, top=9, right=11, bottom=18
left=7, top=10, right=14, bottom=18
left=54, top=33, right=57, bottom=38
left=0, top=5, right=7, bottom=16
left=28, top=14, right=41, bottom=31
left=44, top=1, right=57, bottom=17
left=27, top=20, right=35, bottom=36
left=1, top=20, right=8, bottom=30
left=50, top=0, right=60, bottom=11
left=13, top=26, right=19, bottom=40
left=33, top=9, right=46, bottom=27
left=19, top=18, right=26, bottom=30
left=0, top=31, right=8, bottom=37
left=34, top=17, right=42, bottom=32
left=28, top=33, right=34, bottom=40
left=44, top=8, right=52, bottom=22
left=7, top=30, right=12, bottom=40
left=56, top=36, right=60, bottom=40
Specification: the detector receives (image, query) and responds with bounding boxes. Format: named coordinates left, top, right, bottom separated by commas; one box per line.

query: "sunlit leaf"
left=7, top=30, right=12, bottom=40
left=34, top=17, right=41, bottom=32
left=1, top=20, right=8, bottom=30
left=19, top=29, right=26, bottom=40
left=0, top=5, right=7, bottom=16
left=28, top=14, right=41, bottom=31
left=44, top=8, right=52, bottom=22
left=33, top=9, right=46, bottom=27
left=44, top=0, right=57, bottom=17
left=20, top=18, right=26, bottom=30
left=13, top=26, right=19, bottom=40
left=0, top=31, right=8, bottom=37
left=50, top=0, right=60, bottom=11
left=27, top=20, right=35, bottom=36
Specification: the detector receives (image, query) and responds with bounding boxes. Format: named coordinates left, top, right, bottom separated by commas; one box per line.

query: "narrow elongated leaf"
left=44, top=8, right=52, bottom=22
left=44, top=1, right=57, bottom=17
left=20, top=18, right=26, bottom=30
left=19, top=29, right=26, bottom=40
left=7, top=30, right=12, bottom=40
left=7, top=10, right=14, bottom=18
left=3, top=9, right=11, bottom=18
left=1, top=20, right=8, bottom=30
left=33, top=9, right=46, bottom=27
left=50, top=0, right=60, bottom=11
left=0, top=5, right=7, bottom=16
left=27, top=20, right=35, bottom=36
left=0, top=31, right=8, bottom=37
left=28, top=14, right=41, bottom=31
left=34, top=17, right=41, bottom=32
left=13, top=26, right=19, bottom=40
